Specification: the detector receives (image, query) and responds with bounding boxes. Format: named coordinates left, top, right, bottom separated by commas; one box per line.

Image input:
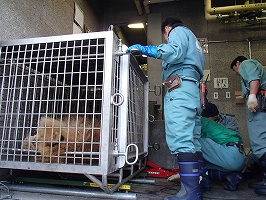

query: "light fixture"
left=128, top=23, right=144, bottom=29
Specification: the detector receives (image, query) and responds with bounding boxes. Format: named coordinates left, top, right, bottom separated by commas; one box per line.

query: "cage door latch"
left=111, top=93, right=124, bottom=106
left=113, top=138, right=139, bottom=165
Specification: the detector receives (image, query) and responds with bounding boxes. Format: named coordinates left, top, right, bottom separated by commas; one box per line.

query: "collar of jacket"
left=168, top=24, right=185, bottom=37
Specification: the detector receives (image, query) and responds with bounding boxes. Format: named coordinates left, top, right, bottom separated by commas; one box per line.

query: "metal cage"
left=0, top=31, right=149, bottom=193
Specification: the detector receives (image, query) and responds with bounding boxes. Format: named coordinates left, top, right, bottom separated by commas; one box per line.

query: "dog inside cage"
left=0, top=39, right=105, bottom=166
left=22, top=114, right=101, bottom=164
left=0, top=33, right=149, bottom=194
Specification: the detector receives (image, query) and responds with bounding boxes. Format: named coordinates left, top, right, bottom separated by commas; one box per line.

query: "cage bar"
left=0, top=31, right=148, bottom=193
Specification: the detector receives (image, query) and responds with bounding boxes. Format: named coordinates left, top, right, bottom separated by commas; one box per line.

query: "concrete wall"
left=0, top=0, right=101, bottom=41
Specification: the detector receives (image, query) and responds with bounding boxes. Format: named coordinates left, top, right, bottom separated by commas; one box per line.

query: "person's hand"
left=126, top=44, right=157, bottom=58
left=247, top=94, right=258, bottom=112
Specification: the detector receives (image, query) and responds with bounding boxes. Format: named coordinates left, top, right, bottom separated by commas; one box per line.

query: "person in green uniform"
left=200, top=103, right=246, bottom=191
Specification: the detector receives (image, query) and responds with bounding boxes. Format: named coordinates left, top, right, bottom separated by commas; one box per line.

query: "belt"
left=226, top=142, right=237, bottom=147
left=167, top=66, right=201, bottom=82
left=226, top=141, right=244, bottom=153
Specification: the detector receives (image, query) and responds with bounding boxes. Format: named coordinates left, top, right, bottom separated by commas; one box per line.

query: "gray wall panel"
left=0, top=0, right=100, bottom=41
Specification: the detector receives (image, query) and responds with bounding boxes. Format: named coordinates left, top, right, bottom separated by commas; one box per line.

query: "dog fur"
left=23, top=115, right=101, bottom=163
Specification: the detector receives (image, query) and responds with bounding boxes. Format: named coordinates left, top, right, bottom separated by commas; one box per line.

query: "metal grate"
left=0, top=37, right=105, bottom=166
left=0, top=32, right=148, bottom=193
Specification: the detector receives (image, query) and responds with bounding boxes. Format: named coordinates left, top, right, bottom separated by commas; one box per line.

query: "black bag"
left=258, top=91, right=266, bottom=112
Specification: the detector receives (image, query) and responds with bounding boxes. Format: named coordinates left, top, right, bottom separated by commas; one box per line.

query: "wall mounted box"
left=235, top=91, right=245, bottom=104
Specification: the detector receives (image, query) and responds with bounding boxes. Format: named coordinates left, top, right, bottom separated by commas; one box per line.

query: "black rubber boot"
left=254, top=153, right=266, bottom=195
left=208, top=169, right=226, bottom=181
left=208, top=169, right=242, bottom=191
left=197, top=152, right=211, bottom=192
left=224, top=172, right=243, bottom=191
left=163, top=152, right=201, bottom=200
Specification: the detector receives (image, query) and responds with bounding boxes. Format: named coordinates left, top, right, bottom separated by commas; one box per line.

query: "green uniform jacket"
left=201, top=117, right=242, bottom=145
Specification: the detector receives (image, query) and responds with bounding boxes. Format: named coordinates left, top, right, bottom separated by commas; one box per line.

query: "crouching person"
left=199, top=117, right=246, bottom=191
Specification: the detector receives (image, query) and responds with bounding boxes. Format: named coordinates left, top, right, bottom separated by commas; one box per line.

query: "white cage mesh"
left=0, top=31, right=148, bottom=184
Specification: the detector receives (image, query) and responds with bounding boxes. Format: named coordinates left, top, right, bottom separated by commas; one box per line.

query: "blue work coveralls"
left=199, top=115, right=246, bottom=172
left=239, top=59, right=266, bottom=160
left=156, top=26, right=205, bottom=154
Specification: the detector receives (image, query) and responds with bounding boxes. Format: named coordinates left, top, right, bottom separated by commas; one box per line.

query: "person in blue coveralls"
left=230, top=56, right=266, bottom=196
left=200, top=102, right=246, bottom=191
left=126, top=17, right=205, bottom=200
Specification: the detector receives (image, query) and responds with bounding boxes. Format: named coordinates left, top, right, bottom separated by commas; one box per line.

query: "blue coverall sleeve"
left=156, top=28, right=188, bottom=64
left=239, top=61, right=260, bottom=83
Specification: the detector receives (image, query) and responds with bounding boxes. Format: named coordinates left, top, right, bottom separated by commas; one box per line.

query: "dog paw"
left=23, top=136, right=37, bottom=150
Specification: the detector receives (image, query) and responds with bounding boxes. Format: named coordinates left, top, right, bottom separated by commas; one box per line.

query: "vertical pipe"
left=248, top=39, right=252, bottom=59
left=134, top=0, right=143, bottom=15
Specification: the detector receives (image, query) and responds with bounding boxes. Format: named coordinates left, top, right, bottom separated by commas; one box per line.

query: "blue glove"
left=126, top=44, right=157, bottom=58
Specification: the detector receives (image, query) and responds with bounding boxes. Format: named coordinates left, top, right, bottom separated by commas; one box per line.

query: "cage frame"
left=0, top=31, right=149, bottom=193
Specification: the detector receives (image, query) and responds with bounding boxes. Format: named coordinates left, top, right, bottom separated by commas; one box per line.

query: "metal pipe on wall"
left=206, top=37, right=266, bottom=59
left=247, top=38, right=252, bottom=59
left=205, top=0, right=266, bottom=15
left=205, top=11, right=235, bottom=21
left=205, top=11, right=218, bottom=21
left=204, top=0, right=266, bottom=22
left=206, top=38, right=266, bottom=44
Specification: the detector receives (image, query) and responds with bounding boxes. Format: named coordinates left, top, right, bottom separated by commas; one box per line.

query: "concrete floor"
left=2, top=176, right=266, bottom=200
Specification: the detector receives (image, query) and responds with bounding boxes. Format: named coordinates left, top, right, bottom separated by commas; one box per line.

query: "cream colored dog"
left=23, top=115, right=101, bottom=163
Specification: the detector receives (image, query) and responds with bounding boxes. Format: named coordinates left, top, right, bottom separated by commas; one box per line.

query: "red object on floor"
left=143, top=160, right=179, bottom=178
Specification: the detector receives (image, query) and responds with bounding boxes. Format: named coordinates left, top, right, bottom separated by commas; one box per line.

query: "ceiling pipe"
left=205, top=11, right=218, bottom=21
left=143, top=0, right=175, bottom=14
left=205, top=10, right=266, bottom=23
left=205, top=0, right=266, bottom=15
left=205, top=10, right=240, bottom=21
left=134, top=0, right=143, bottom=15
